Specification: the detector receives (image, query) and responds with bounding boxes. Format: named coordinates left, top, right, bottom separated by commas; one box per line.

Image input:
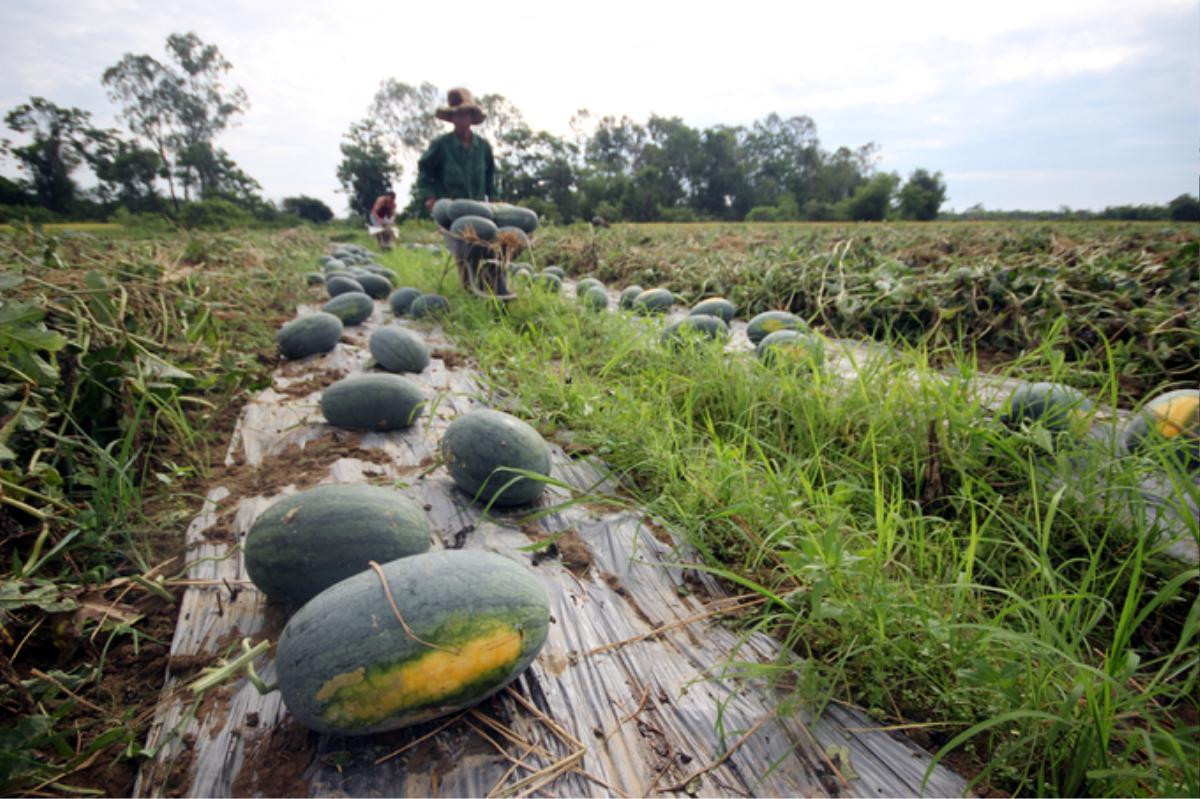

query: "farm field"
left=0, top=220, right=1196, bottom=797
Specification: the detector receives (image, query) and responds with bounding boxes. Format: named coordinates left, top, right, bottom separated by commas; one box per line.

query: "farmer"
left=417, top=87, right=496, bottom=213
left=368, top=191, right=397, bottom=249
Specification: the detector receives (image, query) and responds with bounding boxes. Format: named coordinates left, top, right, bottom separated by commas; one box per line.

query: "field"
left=1, top=220, right=1196, bottom=797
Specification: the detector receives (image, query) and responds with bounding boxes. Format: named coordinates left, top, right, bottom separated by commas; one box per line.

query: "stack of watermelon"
left=432, top=199, right=539, bottom=261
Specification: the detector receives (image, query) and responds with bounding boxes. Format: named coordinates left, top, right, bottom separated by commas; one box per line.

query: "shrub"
left=178, top=198, right=253, bottom=230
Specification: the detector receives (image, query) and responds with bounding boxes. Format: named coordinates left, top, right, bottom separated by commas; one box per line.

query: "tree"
left=741, top=113, right=820, bottom=210
left=282, top=195, right=334, bottom=223
left=694, top=126, right=751, bottom=219
left=896, top=168, right=947, bottom=221
left=336, top=120, right=401, bottom=218
left=4, top=98, right=96, bottom=213
left=1167, top=193, right=1200, bottom=222
left=88, top=130, right=163, bottom=210
left=842, top=172, right=900, bottom=221
left=102, top=32, right=249, bottom=209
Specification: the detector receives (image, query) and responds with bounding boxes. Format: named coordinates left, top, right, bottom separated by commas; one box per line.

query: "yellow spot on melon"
left=316, top=626, right=523, bottom=727
left=1150, top=395, right=1198, bottom=439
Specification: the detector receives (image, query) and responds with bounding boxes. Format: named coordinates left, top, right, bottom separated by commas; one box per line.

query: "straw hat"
left=435, top=87, right=485, bottom=125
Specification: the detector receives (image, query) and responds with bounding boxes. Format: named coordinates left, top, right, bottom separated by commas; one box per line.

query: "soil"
left=522, top=523, right=594, bottom=578
left=229, top=717, right=315, bottom=798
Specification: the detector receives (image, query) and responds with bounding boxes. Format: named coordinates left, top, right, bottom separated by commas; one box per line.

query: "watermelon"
left=364, top=265, right=396, bottom=284
left=1120, top=388, right=1199, bottom=469
left=431, top=198, right=455, bottom=228
left=244, top=484, right=431, bottom=604
left=689, top=298, right=737, bottom=323
left=323, top=292, right=374, bottom=326
left=618, top=285, right=643, bottom=310
left=492, top=203, right=539, bottom=234
left=661, top=315, right=729, bottom=347
left=321, top=374, right=426, bottom=431
left=576, top=278, right=604, bottom=295
left=756, top=329, right=824, bottom=368
left=370, top=326, right=430, bottom=374
left=746, top=311, right=800, bottom=344
left=580, top=285, right=608, bottom=310
left=355, top=273, right=393, bottom=300
left=442, top=409, right=551, bottom=507
left=276, top=312, right=343, bottom=360
left=326, top=275, right=365, bottom=298
left=305, top=272, right=326, bottom=286
left=535, top=272, right=562, bottom=292
left=275, top=549, right=550, bottom=735
left=496, top=226, right=529, bottom=257
left=445, top=199, right=494, bottom=223
left=409, top=294, right=450, bottom=319
left=388, top=287, right=423, bottom=316
left=542, top=265, right=565, bottom=279
left=1001, top=382, right=1093, bottom=432
left=632, top=288, right=673, bottom=315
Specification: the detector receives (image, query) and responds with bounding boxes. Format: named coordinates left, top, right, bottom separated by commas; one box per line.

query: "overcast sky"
left=3, top=0, right=1196, bottom=215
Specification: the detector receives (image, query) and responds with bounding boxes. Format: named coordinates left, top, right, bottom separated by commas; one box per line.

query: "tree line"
left=4, top=46, right=1198, bottom=227
left=0, top=32, right=332, bottom=227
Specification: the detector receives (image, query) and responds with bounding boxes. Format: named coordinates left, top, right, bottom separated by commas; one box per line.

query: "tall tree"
left=4, top=98, right=96, bottom=213
left=87, top=129, right=163, bottom=210
left=896, top=168, right=947, bottom=221
left=336, top=120, right=401, bottom=218
left=741, top=113, right=819, bottom=210
left=102, top=32, right=249, bottom=209
left=842, top=172, right=900, bottom=221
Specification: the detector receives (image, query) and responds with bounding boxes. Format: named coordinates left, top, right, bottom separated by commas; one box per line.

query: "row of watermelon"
left=519, top=266, right=1198, bottom=468
left=258, top=244, right=559, bottom=736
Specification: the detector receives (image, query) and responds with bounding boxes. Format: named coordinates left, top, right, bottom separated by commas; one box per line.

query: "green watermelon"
left=370, top=326, right=430, bottom=374
left=746, top=311, right=800, bottom=344
left=580, top=285, right=608, bottom=310
left=355, top=273, right=393, bottom=300
left=321, top=374, right=426, bottom=431
left=388, top=287, right=423, bottom=316
left=276, top=312, right=343, bottom=360
left=535, top=272, right=562, bottom=292
left=323, top=292, right=374, bottom=326
left=576, top=277, right=604, bottom=295
left=409, top=294, right=450, bottom=319
left=442, top=409, right=551, bottom=507
left=491, top=203, right=539, bottom=234
left=755, top=329, right=824, bottom=368
left=244, top=484, right=431, bottom=604
left=306, top=272, right=326, bottom=286
left=1121, top=388, right=1199, bottom=469
left=689, top=298, right=737, bottom=323
left=618, top=285, right=643, bottom=310
left=542, top=265, right=565, bottom=279
left=1001, top=382, right=1093, bottom=432
left=431, top=198, right=455, bottom=227
left=661, top=316, right=729, bottom=349
left=275, top=549, right=549, bottom=735
left=326, top=275, right=364, bottom=297
left=632, top=288, right=673, bottom=315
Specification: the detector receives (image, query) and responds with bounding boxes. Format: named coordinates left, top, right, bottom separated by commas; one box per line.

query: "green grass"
left=383, top=241, right=1198, bottom=797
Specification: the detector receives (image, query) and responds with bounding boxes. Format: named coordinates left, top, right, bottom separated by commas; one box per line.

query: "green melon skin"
left=388, top=287, right=423, bottom=316
left=323, top=292, right=374, bottom=326
left=450, top=214, right=499, bottom=241
left=581, top=286, right=608, bottom=310
left=326, top=275, right=365, bottom=297
left=756, top=329, right=824, bottom=368
left=276, top=312, right=344, bottom=360
left=446, top=199, right=495, bottom=223
left=661, top=315, right=729, bottom=347
left=276, top=549, right=550, bottom=736
left=1121, top=388, right=1199, bottom=469
left=244, top=483, right=432, bottom=605
left=535, top=272, right=562, bottom=292
left=1001, top=382, right=1093, bottom=432
left=321, top=374, right=426, bottom=431
left=689, top=298, right=737, bottom=323
left=618, top=285, right=644, bottom=310
left=442, top=409, right=551, bottom=507
left=633, top=288, right=673, bottom=315
left=431, top=198, right=455, bottom=228
left=492, top=203, right=539, bottom=234
left=370, top=326, right=431, bottom=374
left=354, top=273, right=393, bottom=300
left=542, top=265, right=565, bottom=279
left=746, top=311, right=800, bottom=344
left=363, top=265, right=396, bottom=284
left=305, top=272, right=326, bottom=286
left=409, top=294, right=450, bottom=319
left=576, top=277, right=604, bottom=296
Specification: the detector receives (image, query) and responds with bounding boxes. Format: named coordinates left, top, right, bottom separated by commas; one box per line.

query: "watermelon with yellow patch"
left=1121, top=388, right=1199, bottom=469
left=275, top=549, right=550, bottom=735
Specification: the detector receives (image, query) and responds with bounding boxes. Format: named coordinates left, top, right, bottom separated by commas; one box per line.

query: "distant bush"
left=178, top=198, right=253, bottom=230
left=281, top=195, right=333, bottom=223
left=746, top=205, right=783, bottom=222
left=658, top=206, right=699, bottom=223
left=0, top=203, right=62, bottom=225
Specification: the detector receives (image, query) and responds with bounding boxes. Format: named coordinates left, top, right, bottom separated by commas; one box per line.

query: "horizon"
left=2, top=0, right=1197, bottom=216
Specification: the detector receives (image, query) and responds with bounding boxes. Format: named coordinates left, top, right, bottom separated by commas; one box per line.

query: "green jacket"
left=416, top=132, right=496, bottom=203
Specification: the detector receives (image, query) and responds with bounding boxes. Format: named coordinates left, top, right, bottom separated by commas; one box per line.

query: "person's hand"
left=425, top=197, right=437, bottom=212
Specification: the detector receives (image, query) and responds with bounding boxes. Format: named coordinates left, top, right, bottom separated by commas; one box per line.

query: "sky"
left=2, top=0, right=1197, bottom=216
